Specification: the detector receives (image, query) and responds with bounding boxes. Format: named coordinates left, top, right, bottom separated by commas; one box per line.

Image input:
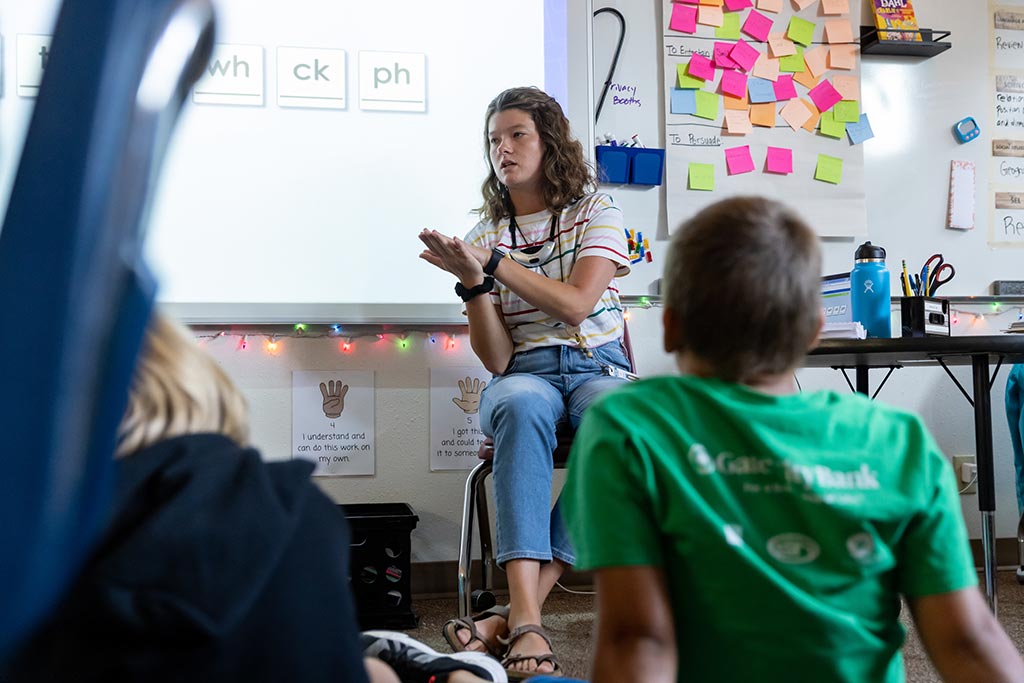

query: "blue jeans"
left=479, top=341, right=630, bottom=567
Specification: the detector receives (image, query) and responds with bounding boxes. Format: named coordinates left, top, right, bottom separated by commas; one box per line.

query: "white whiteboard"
left=593, top=0, right=1024, bottom=298
left=0, top=0, right=595, bottom=323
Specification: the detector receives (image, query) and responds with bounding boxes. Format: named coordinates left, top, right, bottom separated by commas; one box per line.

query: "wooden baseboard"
left=411, top=539, right=1020, bottom=597
left=970, top=537, right=1020, bottom=568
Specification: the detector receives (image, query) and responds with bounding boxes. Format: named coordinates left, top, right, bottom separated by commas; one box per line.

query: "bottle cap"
left=855, top=241, right=886, bottom=261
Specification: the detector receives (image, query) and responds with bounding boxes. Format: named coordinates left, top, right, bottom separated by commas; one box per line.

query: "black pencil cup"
left=900, top=297, right=950, bottom=337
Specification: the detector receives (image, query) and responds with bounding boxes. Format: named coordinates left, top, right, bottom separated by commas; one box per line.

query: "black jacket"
left=3, top=434, right=369, bottom=682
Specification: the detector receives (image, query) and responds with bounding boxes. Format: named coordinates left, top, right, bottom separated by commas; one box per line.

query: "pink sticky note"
left=773, top=74, right=797, bottom=100
left=729, top=39, right=761, bottom=72
left=721, top=70, right=749, bottom=98
left=714, top=41, right=740, bottom=69
left=688, top=53, right=716, bottom=81
left=670, top=4, right=698, bottom=33
left=742, top=10, right=774, bottom=42
left=725, top=145, right=756, bottom=175
left=809, top=79, right=843, bottom=112
left=724, top=0, right=753, bottom=9
left=766, top=147, right=793, bottom=174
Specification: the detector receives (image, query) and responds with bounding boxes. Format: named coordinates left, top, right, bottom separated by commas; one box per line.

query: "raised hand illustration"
left=319, top=380, right=350, bottom=419
left=452, top=376, right=486, bottom=414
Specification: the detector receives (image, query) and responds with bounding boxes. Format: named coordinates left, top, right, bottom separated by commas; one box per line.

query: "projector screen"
left=0, top=0, right=595, bottom=323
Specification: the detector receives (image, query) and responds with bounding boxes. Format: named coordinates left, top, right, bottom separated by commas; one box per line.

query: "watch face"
left=959, top=119, right=977, bottom=135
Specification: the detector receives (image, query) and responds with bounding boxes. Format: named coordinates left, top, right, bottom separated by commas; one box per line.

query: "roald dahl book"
left=872, top=0, right=921, bottom=41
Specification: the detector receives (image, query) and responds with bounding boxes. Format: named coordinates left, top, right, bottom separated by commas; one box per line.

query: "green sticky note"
left=694, top=91, right=719, bottom=120
left=819, top=109, right=847, bottom=138
left=689, top=163, right=715, bottom=191
left=787, top=16, right=815, bottom=46
left=833, top=100, right=860, bottom=123
left=778, top=45, right=805, bottom=73
left=676, top=63, right=706, bottom=89
left=815, top=154, right=843, bottom=184
left=716, top=12, right=741, bottom=39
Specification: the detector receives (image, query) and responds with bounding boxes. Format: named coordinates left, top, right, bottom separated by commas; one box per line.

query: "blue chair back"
left=0, top=0, right=214, bottom=657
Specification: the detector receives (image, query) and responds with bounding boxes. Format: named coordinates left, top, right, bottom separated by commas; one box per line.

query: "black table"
left=806, top=335, right=1024, bottom=613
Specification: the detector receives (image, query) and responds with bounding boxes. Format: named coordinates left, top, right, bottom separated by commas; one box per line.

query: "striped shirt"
left=465, top=193, right=629, bottom=353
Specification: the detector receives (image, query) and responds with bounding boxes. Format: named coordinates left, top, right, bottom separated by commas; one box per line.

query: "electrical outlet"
left=952, top=455, right=977, bottom=494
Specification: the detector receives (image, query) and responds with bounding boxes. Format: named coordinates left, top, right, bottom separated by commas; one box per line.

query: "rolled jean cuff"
left=496, top=551, right=554, bottom=568
left=551, top=548, right=576, bottom=567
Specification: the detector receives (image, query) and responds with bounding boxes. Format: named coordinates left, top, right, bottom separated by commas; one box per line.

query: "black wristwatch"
left=455, top=276, right=495, bottom=302
left=483, top=248, right=506, bottom=276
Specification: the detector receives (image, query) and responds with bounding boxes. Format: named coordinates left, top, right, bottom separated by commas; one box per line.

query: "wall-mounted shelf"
left=859, top=27, right=951, bottom=57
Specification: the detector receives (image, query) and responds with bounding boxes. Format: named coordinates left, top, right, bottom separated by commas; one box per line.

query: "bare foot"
left=451, top=610, right=509, bottom=654
left=503, top=629, right=557, bottom=676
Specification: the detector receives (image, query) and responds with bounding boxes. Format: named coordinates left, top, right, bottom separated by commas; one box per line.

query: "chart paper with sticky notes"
left=661, top=0, right=866, bottom=237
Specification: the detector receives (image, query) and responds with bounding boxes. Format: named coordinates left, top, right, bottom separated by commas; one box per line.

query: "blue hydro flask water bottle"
left=850, top=241, right=891, bottom=338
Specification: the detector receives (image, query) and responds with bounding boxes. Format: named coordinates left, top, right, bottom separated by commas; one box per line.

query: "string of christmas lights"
left=190, top=302, right=1024, bottom=355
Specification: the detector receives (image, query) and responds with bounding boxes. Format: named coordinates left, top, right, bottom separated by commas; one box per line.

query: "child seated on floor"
left=561, top=197, right=1024, bottom=683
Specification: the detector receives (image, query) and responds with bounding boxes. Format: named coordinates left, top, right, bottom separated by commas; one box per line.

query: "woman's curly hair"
left=477, top=87, right=595, bottom=224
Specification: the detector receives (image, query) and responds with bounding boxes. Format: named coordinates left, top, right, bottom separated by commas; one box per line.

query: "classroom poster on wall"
left=429, top=367, right=491, bottom=471
left=661, top=0, right=867, bottom=237
left=292, top=370, right=375, bottom=476
left=991, top=4, right=1024, bottom=246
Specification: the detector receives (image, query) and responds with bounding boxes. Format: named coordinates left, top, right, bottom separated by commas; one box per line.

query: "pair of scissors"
left=920, top=253, right=955, bottom=296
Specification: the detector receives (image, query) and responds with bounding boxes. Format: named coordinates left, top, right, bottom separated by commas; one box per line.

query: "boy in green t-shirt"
left=562, top=197, right=1024, bottom=683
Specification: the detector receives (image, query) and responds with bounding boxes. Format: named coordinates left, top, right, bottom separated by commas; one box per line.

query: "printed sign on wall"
left=358, top=50, right=427, bottom=112
left=194, top=43, right=265, bottom=106
left=429, top=366, right=491, bottom=471
left=292, top=370, right=375, bottom=476
left=277, top=46, right=347, bottom=109
left=16, top=34, right=50, bottom=98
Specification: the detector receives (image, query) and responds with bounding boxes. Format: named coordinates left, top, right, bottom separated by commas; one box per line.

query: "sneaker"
left=361, top=630, right=507, bottom=683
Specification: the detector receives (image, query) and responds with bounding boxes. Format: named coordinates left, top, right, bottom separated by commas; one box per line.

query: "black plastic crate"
left=341, top=503, right=419, bottom=629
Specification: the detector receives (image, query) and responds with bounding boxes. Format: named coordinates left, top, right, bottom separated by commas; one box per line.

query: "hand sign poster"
left=292, top=370, right=375, bottom=476
left=430, top=366, right=490, bottom=471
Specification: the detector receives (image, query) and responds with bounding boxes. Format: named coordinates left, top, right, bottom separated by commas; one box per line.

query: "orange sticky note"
left=828, top=44, right=858, bottom=70
left=825, top=19, right=853, bottom=44
left=768, top=33, right=796, bottom=57
left=698, top=5, right=725, bottom=26
left=699, top=0, right=725, bottom=5
left=779, top=99, right=812, bottom=131
left=723, top=91, right=750, bottom=110
left=832, top=75, right=860, bottom=100
left=724, top=109, right=754, bottom=134
left=756, top=0, right=783, bottom=12
left=821, top=0, right=849, bottom=14
left=752, top=53, right=780, bottom=81
left=750, top=102, right=776, bottom=127
left=800, top=98, right=821, bottom=132
left=803, top=46, right=828, bottom=78
left=793, top=69, right=821, bottom=90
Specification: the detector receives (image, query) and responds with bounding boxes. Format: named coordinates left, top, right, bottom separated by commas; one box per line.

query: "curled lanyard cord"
left=594, top=7, right=626, bottom=124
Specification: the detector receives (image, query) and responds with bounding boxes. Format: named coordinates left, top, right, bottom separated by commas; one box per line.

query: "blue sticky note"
left=846, top=113, right=875, bottom=145
left=671, top=88, right=697, bottom=115
left=746, top=77, right=777, bottom=104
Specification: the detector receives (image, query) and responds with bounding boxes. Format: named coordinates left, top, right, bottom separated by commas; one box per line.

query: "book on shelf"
left=821, top=322, right=867, bottom=340
left=871, top=0, right=922, bottom=42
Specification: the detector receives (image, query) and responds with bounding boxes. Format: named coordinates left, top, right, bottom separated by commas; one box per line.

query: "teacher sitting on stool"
left=419, top=86, right=632, bottom=680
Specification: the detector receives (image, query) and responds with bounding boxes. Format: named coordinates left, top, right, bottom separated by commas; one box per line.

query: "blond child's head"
left=116, top=312, right=249, bottom=457
left=662, top=196, right=822, bottom=384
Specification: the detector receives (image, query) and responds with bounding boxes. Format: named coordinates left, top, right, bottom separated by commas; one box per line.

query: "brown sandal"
left=441, top=604, right=510, bottom=658
left=499, top=624, right=562, bottom=680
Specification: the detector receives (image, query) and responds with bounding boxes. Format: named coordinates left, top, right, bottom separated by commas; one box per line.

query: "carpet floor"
left=397, top=571, right=1024, bottom=681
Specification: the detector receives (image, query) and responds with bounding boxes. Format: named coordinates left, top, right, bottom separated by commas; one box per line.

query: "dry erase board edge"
left=164, top=302, right=467, bottom=325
